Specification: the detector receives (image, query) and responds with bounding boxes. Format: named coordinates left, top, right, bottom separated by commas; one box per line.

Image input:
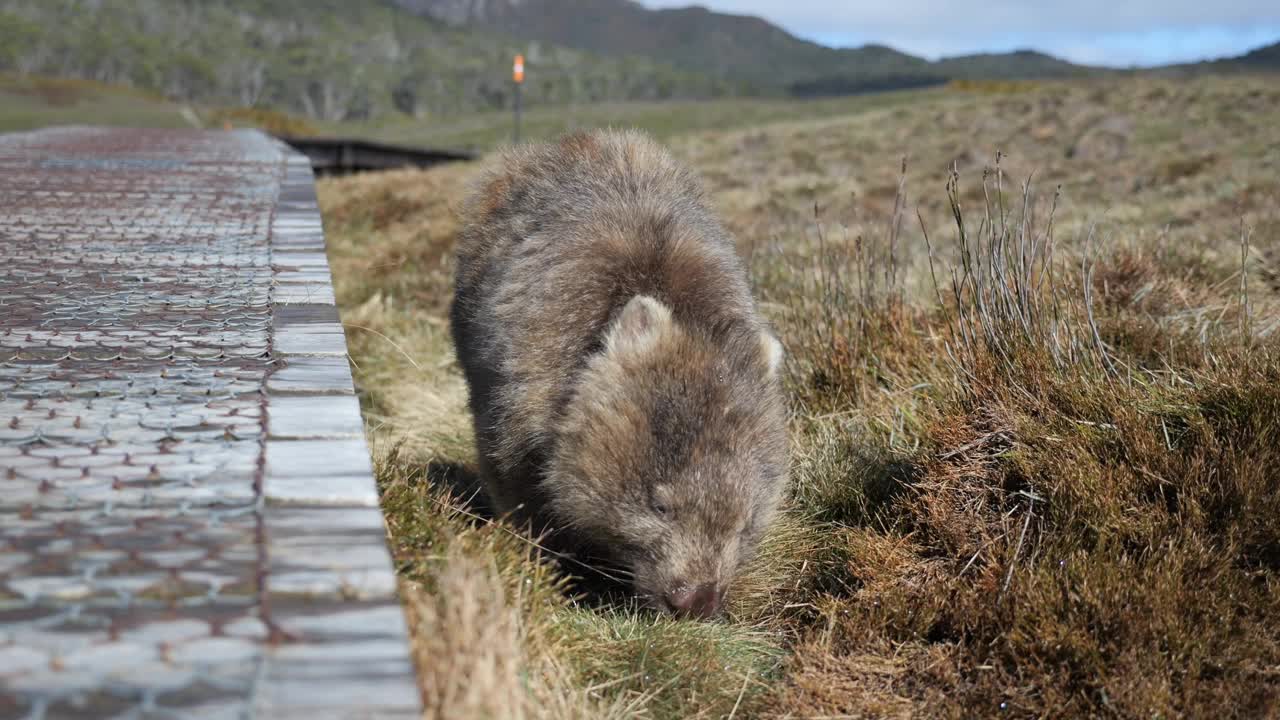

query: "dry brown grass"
left=317, top=73, right=1280, bottom=718
left=409, top=547, right=525, bottom=720
left=207, top=106, right=318, bottom=135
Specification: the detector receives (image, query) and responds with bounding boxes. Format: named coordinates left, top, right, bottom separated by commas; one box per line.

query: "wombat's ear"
left=606, top=295, right=674, bottom=357
left=760, top=330, right=784, bottom=380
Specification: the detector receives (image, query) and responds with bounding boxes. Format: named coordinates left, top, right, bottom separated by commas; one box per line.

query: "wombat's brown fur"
left=449, top=128, right=788, bottom=618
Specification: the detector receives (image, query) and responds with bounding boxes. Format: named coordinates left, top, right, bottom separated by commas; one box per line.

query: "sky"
left=641, top=1, right=1280, bottom=67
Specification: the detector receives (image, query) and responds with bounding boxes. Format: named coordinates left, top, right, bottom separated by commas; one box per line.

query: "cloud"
left=640, top=0, right=1280, bottom=65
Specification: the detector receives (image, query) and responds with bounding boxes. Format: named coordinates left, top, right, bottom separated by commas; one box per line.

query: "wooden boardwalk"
left=0, top=127, right=420, bottom=718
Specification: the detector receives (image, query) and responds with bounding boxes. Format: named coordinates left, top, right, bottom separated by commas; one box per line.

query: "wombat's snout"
left=664, top=582, right=724, bottom=619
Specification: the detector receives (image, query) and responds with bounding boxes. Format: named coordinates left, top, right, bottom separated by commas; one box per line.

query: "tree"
left=0, top=12, right=39, bottom=72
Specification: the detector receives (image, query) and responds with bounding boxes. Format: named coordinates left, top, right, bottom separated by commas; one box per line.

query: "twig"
left=343, top=323, right=422, bottom=369
left=918, top=208, right=948, bottom=316
left=426, top=494, right=633, bottom=584
left=1240, top=219, right=1252, bottom=339
left=727, top=672, right=751, bottom=720
left=1002, top=507, right=1034, bottom=598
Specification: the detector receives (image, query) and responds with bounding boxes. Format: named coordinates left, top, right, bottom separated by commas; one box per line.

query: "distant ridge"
left=389, top=0, right=1101, bottom=94
left=394, top=1, right=1280, bottom=88
left=1237, top=40, right=1280, bottom=67
left=0, top=0, right=1274, bottom=122
left=1140, top=39, right=1280, bottom=78
left=0, top=0, right=734, bottom=121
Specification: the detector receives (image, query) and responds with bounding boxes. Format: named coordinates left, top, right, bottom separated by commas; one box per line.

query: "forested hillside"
left=0, top=0, right=733, bottom=121
left=2, top=1, right=1275, bottom=124
left=390, top=0, right=1100, bottom=93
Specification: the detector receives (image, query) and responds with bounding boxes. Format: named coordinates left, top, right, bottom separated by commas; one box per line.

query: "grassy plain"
left=340, top=86, right=946, bottom=151
left=0, top=73, right=194, bottom=132
left=0, top=70, right=939, bottom=147
left=318, top=74, right=1280, bottom=718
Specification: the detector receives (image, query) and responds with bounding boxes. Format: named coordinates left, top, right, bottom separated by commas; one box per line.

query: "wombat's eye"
left=652, top=500, right=670, bottom=517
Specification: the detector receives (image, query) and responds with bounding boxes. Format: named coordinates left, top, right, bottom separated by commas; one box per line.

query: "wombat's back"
left=450, top=128, right=769, bottom=517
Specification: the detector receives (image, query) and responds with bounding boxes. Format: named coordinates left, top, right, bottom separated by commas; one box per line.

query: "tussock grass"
left=318, top=74, right=1280, bottom=718
left=760, top=161, right=1280, bottom=717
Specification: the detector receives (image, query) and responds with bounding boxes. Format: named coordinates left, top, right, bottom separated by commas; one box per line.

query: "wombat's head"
left=546, top=295, right=788, bottom=619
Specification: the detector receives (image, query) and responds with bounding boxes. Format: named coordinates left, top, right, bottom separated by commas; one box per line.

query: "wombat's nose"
left=664, top=583, right=722, bottom=619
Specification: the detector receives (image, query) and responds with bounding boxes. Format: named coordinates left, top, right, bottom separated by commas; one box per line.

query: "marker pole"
left=513, top=54, right=525, bottom=144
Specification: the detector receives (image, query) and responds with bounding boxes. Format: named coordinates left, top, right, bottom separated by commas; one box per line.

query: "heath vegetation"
left=317, top=74, right=1280, bottom=718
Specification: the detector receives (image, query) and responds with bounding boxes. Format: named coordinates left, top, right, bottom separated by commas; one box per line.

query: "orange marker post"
left=512, top=54, right=525, bottom=143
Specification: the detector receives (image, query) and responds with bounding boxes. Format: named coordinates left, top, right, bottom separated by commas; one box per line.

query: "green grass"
left=337, top=84, right=951, bottom=152
left=1, top=68, right=958, bottom=153
left=0, top=73, right=193, bottom=132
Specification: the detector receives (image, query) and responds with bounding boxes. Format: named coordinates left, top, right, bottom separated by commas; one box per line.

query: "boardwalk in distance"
left=0, top=127, right=420, bottom=718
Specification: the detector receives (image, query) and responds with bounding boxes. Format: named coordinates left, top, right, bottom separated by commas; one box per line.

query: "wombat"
left=449, top=128, right=788, bottom=619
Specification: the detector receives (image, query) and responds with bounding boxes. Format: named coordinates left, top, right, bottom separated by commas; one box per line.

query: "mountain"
left=1, top=0, right=1273, bottom=125
left=0, top=0, right=732, bottom=121
left=1236, top=40, right=1280, bottom=68
left=389, top=0, right=1097, bottom=94
left=934, top=50, right=1096, bottom=80
left=1150, top=39, right=1280, bottom=77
